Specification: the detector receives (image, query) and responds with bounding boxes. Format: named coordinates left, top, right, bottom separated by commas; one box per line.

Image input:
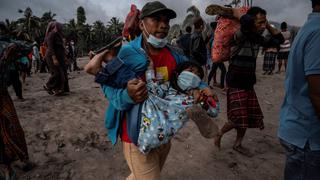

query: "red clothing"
left=121, top=47, right=177, bottom=143
left=121, top=116, right=131, bottom=142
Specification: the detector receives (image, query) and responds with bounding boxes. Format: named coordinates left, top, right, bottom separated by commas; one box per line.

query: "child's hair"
left=170, top=61, right=204, bottom=92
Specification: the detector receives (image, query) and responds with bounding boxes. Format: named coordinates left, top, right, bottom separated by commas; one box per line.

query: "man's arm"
left=307, top=75, right=320, bottom=119
left=84, top=48, right=117, bottom=75
left=304, top=31, right=320, bottom=119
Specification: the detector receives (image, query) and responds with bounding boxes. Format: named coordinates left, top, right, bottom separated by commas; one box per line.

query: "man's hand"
left=267, top=22, right=280, bottom=35
left=127, top=79, right=148, bottom=103
left=84, top=49, right=110, bottom=75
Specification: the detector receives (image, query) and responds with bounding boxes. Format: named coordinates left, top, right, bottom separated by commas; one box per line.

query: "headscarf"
left=44, top=21, right=63, bottom=44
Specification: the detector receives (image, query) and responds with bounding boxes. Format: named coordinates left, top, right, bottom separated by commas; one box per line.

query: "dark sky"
left=0, top=0, right=312, bottom=26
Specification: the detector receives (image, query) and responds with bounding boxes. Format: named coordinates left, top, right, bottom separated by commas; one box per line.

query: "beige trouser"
left=122, top=142, right=171, bottom=180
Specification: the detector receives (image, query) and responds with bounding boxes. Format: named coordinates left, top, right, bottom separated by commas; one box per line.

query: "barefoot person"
left=212, top=6, right=284, bottom=156
left=278, top=0, right=320, bottom=179
left=85, top=2, right=214, bottom=179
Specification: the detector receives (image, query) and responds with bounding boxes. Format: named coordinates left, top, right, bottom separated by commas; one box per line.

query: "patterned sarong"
left=0, top=89, right=29, bottom=164
left=227, top=88, right=264, bottom=129
left=263, top=52, right=277, bottom=72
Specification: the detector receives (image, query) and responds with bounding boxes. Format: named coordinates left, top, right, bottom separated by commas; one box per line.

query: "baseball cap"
left=139, top=1, right=177, bottom=19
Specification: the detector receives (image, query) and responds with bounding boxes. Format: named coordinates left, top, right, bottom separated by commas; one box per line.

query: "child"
left=87, top=41, right=219, bottom=154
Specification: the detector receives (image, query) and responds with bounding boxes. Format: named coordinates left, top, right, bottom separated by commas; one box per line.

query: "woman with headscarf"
left=43, top=21, right=69, bottom=95
left=0, top=43, right=34, bottom=180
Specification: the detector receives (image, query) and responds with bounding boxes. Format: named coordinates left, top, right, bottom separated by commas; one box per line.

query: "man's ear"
left=139, top=20, right=144, bottom=31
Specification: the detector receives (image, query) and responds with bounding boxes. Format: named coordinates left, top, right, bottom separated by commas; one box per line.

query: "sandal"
left=43, top=85, right=54, bottom=95
left=205, top=4, right=233, bottom=16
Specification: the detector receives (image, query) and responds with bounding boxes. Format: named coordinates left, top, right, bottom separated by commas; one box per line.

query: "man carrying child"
left=85, top=1, right=215, bottom=180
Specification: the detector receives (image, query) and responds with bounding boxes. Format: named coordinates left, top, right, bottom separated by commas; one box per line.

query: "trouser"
left=208, top=62, right=226, bottom=88
left=32, top=59, right=40, bottom=73
left=73, top=58, right=79, bottom=71
left=280, top=139, right=320, bottom=180
left=7, top=70, right=23, bottom=98
left=40, top=59, right=48, bottom=73
left=123, top=142, right=171, bottom=180
left=26, top=59, right=32, bottom=76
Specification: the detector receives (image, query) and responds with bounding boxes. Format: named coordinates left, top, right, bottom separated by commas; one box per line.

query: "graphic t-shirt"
left=121, top=47, right=177, bottom=143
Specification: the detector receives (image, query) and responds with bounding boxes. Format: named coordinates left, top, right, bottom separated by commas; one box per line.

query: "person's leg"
left=208, top=63, right=218, bottom=86
left=73, top=58, right=79, bottom=71
left=158, top=142, right=171, bottom=171
left=123, top=142, right=162, bottom=180
left=46, top=66, right=60, bottom=91
left=9, top=70, right=23, bottom=99
left=280, top=140, right=305, bottom=180
left=232, top=128, right=254, bottom=156
left=218, top=63, right=226, bottom=88
left=40, top=60, right=45, bottom=73
left=54, top=66, right=66, bottom=95
left=37, top=59, right=41, bottom=73
left=44, top=60, right=48, bottom=73
left=63, top=67, right=70, bottom=93
left=277, top=59, right=283, bottom=73
left=284, top=59, right=288, bottom=72
left=304, top=147, right=320, bottom=180
left=268, top=52, right=276, bottom=75
left=263, top=53, right=269, bottom=74
left=214, top=122, right=234, bottom=148
left=28, top=59, right=32, bottom=76
left=32, top=60, right=36, bottom=74
left=233, top=128, right=247, bottom=148
left=18, top=66, right=27, bottom=84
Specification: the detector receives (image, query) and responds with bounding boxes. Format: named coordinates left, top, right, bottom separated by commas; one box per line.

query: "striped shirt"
left=279, top=31, right=291, bottom=52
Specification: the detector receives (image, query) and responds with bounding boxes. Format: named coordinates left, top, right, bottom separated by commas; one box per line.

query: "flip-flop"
left=43, top=85, right=54, bottom=95
left=205, top=4, right=233, bottom=16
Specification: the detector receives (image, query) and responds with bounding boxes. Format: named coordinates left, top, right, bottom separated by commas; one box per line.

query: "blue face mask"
left=143, top=22, right=168, bottom=48
left=177, top=71, right=201, bottom=91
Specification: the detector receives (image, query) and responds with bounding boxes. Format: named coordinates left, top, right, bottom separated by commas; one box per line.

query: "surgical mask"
left=142, top=22, right=168, bottom=48
left=177, top=71, right=201, bottom=91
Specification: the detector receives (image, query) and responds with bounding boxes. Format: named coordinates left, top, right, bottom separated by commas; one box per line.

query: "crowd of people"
left=1, top=0, right=320, bottom=179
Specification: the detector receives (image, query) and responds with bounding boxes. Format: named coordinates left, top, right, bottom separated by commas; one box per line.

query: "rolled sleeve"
left=304, top=31, right=320, bottom=76
left=101, top=85, right=135, bottom=111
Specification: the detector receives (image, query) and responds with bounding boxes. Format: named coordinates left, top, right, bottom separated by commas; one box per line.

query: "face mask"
left=177, top=71, right=201, bottom=91
left=142, top=22, right=168, bottom=48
